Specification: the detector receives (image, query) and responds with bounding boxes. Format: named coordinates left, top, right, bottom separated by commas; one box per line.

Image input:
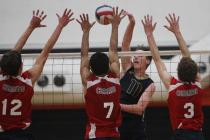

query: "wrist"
left=146, top=32, right=153, bottom=37
left=57, top=24, right=64, bottom=30
left=130, top=20, right=135, bottom=25
left=112, top=24, right=119, bottom=28
left=28, top=25, right=36, bottom=30
left=83, top=29, right=90, bottom=34
left=174, top=30, right=181, bottom=35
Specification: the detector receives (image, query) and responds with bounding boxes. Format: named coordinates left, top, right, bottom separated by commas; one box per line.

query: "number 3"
left=184, top=102, right=194, bottom=119
left=104, top=102, right=114, bottom=118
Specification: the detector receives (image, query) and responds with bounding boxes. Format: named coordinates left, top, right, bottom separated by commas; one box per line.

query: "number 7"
left=104, top=102, right=114, bottom=119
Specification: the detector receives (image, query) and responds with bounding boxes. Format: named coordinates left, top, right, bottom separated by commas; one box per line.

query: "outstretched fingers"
left=31, top=9, right=47, bottom=28
left=77, top=13, right=95, bottom=32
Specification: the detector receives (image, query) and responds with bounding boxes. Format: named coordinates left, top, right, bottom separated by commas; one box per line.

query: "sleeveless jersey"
left=85, top=72, right=121, bottom=139
left=120, top=67, right=153, bottom=118
left=0, top=71, right=33, bottom=132
left=168, top=77, right=204, bottom=131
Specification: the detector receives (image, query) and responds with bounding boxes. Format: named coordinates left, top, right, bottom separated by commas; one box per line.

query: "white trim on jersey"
left=23, top=122, right=31, bottom=129
left=17, top=76, right=32, bottom=87
left=195, top=82, right=202, bottom=88
left=0, top=75, right=9, bottom=81
left=169, top=82, right=202, bottom=93
left=169, top=83, right=183, bottom=93
left=0, top=74, right=32, bottom=87
left=89, top=123, right=96, bottom=139
left=103, top=76, right=120, bottom=85
left=0, top=125, right=4, bottom=132
left=87, top=79, right=101, bottom=89
left=87, top=75, right=120, bottom=89
left=177, top=122, right=183, bottom=129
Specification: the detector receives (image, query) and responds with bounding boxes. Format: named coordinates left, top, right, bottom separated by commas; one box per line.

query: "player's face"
left=133, top=55, right=148, bottom=71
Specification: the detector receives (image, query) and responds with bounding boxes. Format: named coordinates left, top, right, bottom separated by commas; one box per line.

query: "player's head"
left=90, top=52, right=109, bottom=76
left=133, top=46, right=152, bottom=70
left=0, top=50, right=22, bottom=76
left=177, top=57, right=198, bottom=83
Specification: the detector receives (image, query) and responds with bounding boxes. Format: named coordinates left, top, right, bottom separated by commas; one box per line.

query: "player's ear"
left=19, top=62, right=23, bottom=75
left=146, top=59, right=151, bottom=65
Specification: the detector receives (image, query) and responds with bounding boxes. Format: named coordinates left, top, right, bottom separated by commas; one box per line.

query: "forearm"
left=43, top=25, right=62, bottom=55
left=174, top=31, right=190, bottom=57
left=80, top=32, right=90, bottom=72
left=109, top=25, right=118, bottom=63
left=13, top=25, right=35, bottom=52
left=81, top=32, right=89, bottom=58
left=120, top=104, right=143, bottom=115
left=121, top=22, right=134, bottom=70
left=122, top=22, right=135, bottom=51
left=35, top=25, right=63, bottom=66
left=146, top=34, right=162, bottom=63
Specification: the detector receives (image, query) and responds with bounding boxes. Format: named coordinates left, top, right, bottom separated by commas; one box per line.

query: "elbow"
left=132, top=105, right=144, bottom=115
left=135, top=110, right=143, bottom=115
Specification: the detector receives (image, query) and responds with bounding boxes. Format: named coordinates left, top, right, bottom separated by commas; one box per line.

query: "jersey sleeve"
left=170, top=77, right=178, bottom=85
left=21, top=71, right=31, bottom=79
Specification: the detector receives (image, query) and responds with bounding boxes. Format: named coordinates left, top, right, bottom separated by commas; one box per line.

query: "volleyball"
left=95, top=5, right=113, bottom=25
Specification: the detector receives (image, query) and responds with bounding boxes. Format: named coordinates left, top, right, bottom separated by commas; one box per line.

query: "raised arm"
left=120, top=83, right=155, bottom=115
left=121, top=12, right=135, bottom=73
left=142, top=15, right=171, bottom=89
left=28, top=9, right=74, bottom=86
left=109, top=7, right=125, bottom=78
left=13, top=10, right=47, bottom=52
left=77, top=14, right=95, bottom=88
left=164, top=13, right=190, bottom=58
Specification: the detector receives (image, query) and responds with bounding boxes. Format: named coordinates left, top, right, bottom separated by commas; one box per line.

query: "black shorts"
left=119, top=117, right=146, bottom=140
left=88, top=138, right=119, bottom=140
left=0, top=129, right=35, bottom=140
left=171, top=129, right=205, bottom=140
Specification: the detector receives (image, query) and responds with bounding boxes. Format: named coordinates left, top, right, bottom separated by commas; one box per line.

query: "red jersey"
left=168, top=77, right=204, bottom=131
left=0, top=71, right=34, bottom=132
left=85, top=72, right=121, bottom=139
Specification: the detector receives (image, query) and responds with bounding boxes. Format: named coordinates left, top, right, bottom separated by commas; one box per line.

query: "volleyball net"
left=21, top=50, right=210, bottom=109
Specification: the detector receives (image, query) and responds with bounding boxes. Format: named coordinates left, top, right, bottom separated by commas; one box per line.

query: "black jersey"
left=120, top=67, right=153, bottom=118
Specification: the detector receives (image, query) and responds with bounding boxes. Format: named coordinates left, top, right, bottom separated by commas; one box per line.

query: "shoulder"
left=170, top=77, right=179, bottom=85
left=87, top=72, right=96, bottom=81
left=121, top=66, right=134, bottom=78
left=107, top=71, right=118, bottom=78
left=18, top=71, right=33, bottom=87
left=21, top=71, right=32, bottom=79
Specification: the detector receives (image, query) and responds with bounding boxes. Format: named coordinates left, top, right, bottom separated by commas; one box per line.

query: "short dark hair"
left=136, top=46, right=152, bottom=68
left=90, top=52, right=109, bottom=76
left=0, top=50, right=22, bottom=76
left=177, top=57, right=198, bottom=83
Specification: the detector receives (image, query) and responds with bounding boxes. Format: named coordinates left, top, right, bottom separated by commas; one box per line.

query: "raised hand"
left=110, top=7, right=126, bottom=27
left=164, top=13, right=180, bottom=34
left=141, top=15, right=157, bottom=36
left=30, top=9, right=47, bottom=29
left=76, top=14, right=96, bottom=33
left=123, top=11, right=135, bottom=24
left=56, top=9, right=74, bottom=28
left=164, top=14, right=189, bottom=57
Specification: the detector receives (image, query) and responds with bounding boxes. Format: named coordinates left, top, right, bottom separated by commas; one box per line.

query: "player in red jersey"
left=0, top=9, right=74, bottom=140
left=77, top=7, right=125, bottom=140
left=142, top=14, right=205, bottom=140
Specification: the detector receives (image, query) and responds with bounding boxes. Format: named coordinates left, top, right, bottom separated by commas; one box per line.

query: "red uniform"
left=0, top=71, right=33, bottom=132
left=168, top=77, right=204, bottom=131
left=85, top=72, right=121, bottom=139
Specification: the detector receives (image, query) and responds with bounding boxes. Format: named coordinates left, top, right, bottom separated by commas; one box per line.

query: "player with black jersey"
left=119, top=13, right=155, bottom=140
